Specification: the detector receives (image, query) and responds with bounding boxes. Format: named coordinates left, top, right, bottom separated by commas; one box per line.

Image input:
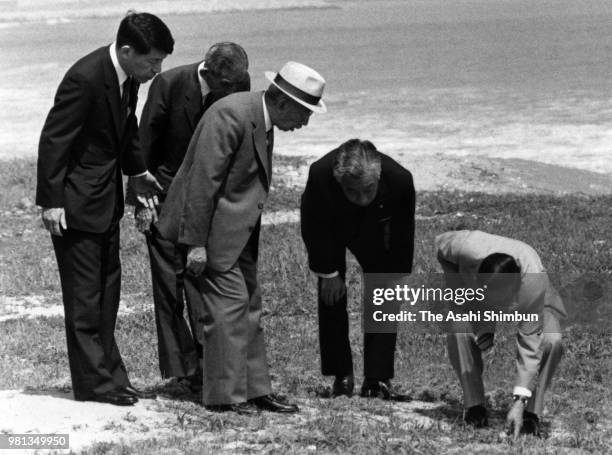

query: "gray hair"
left=204, top=42, right=248, bottom=75
left=332, top=139, right=382, bottom=183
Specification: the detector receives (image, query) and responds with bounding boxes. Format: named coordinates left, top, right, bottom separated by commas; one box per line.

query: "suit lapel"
left=251, top=93, right=271, bottom=188
left=184, top=63, right=203, bottom=132
left=102, top=47, right=122, bottom=140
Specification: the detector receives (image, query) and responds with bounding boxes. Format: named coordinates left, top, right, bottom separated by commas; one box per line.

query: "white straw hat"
left=265, top=61, right=326, bottom=114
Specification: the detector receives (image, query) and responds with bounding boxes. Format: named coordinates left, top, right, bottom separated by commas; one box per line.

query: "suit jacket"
left=157, top=91, right=271, bottom=272
left=301, top=151, right=416, bottom=274
left=435, top=230, right=567, bottom=391
left=139, top=62, right=204, bottom=193
left=36, top=46, right=145, bottom=233
left=133, top=62, right=251, bottom=204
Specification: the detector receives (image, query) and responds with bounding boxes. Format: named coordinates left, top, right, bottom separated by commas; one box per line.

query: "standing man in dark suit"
left=158, top=62, right=326, bottom=413
left=36, top=12, right=174, bottom=406
left=300, top=139, right=415, bottom=400
left=134, top=42, right=250, bottom=389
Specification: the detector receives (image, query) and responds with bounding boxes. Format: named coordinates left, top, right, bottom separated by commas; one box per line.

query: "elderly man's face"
left=340, top=175, right=379, bottom=207
left=274, top=100, right=313, bottom=131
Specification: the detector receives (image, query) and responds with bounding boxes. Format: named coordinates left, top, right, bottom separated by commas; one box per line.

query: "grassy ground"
left=0, top=158, right=611, bottom=454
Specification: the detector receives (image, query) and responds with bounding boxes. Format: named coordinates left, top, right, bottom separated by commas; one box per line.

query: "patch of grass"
left=0, top=158, right=304, bottom=296
left=1, top=157, right=611, bottom=453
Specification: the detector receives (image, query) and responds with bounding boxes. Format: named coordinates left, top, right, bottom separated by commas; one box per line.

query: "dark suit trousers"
left=51, top=222, right=129, bottom=399
left=146, top=223, right=202, bottom=378
left=318, top=277, right=397, bottom=380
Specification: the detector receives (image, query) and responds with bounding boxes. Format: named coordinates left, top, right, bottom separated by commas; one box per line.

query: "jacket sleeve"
left=138, top=75, right=168, bottom=175
left=390, top=171, right=415, bottom=273
left=513, top=275, right=548, bottom=394
left=300, top=166, right=345, bottom=275
left=36, top=72, right=92, bottom=208
left=124, top=76, right=168, bottom=206
left=176, top=105, right=242, bottom=247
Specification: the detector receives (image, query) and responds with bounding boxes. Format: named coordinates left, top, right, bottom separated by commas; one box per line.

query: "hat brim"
left=265, top=71, right=327, bottom=114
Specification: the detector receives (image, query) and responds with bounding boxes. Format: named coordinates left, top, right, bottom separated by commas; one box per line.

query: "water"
left=1, top=0, right=611, bottom=174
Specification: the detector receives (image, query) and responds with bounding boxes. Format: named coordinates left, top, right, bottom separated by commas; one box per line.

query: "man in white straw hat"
left=158, top=61, right=326, bottom=413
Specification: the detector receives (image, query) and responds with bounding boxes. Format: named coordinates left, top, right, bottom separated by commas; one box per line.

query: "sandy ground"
left=0, top=389, right=181, bottom=453
left=0, top=388, right=455, bottom=453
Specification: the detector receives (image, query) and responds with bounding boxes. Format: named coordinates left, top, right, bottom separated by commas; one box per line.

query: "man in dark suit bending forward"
left=301, top=139, right=416, bottom=400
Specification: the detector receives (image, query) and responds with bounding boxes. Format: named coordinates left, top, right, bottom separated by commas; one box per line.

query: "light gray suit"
left=436, top=230, right=565, bottom=415
left=158, top=91, right=273, bottom=405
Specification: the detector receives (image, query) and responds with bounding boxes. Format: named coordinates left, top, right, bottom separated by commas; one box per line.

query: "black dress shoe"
left=187, top=370, right=203, bottom=393
left=464, top=405, right=488, bottom=428
left=90, top=389, right=138, bottom=406
left=205, top=402, right=257, bottom=415
left=331, top=375, right=354, bottom=398
left=522, top=411, right=541, bottom=437
left=249, top=395, right=299, bottom=413
left=123, top=385, right=157, bottom=400
left=360, top=379, right=411, bottom=402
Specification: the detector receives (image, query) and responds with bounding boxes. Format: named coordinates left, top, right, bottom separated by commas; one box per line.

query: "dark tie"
left=120, top=78, right=131, bottom=127
left=266, top=129, right=274, bottom=155
left=265, top=129, right=274, bottom=186
left=201, top=92, right=215, bottom=115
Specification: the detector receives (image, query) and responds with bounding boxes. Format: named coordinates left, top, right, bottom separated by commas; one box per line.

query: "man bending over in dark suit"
left=36, top=12, right=174, bottom=406
left=133, top=42, right=250, bottom=391
left=301, top=139, right=415, bottom=400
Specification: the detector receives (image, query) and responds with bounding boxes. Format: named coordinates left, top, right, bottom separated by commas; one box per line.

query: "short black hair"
left=478, top=253, right=520, bottom=274
left=116, top=12, right=174, bottom=55
left=477, top=253, right=521, bottom=289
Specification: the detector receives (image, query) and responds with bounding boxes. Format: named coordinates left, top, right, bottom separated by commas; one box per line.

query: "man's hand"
left=134, top=205, right=155, bottom=234
left=506, top=399, right=525, bottom=439
left=129, top=171, right=162, bottom=209
left=41, top=207, right=67, bottom=236
left=186, top=246, right=207, bottom=276
left=320, top=275, right=346, bottom=306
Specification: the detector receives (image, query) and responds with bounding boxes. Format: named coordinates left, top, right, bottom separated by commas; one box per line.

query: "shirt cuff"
left=512, top=386, right=532, bottom=398
left=315, top=271, right=339, bottom=279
